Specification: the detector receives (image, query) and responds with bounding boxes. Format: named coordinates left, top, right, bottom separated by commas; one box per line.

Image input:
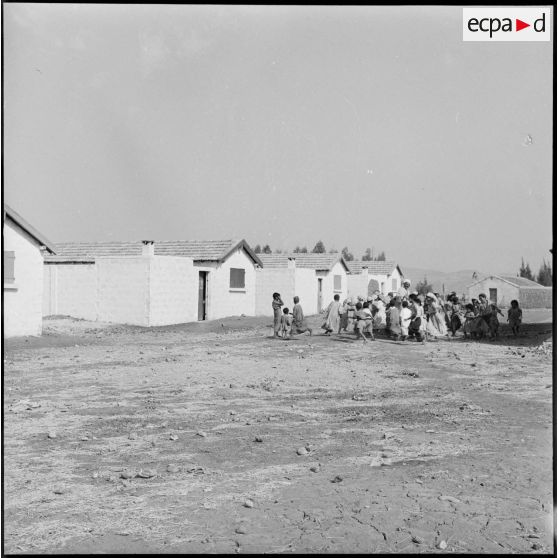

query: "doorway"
left=198, top=271, right=208, bottom=321
left=489, top=288, right=497, bottom=304
left=317, top=278, right=323, bottom=313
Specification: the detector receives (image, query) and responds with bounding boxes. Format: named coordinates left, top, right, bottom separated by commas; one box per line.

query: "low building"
left=44, top=239, right=262, bottom=325
left=4, top=205, right=56, bottom=337
left=346, top=260, right=404, bottom=299
left=467, top=275, right=552, bottom=309
left=256, top=253, right=349, bottom=316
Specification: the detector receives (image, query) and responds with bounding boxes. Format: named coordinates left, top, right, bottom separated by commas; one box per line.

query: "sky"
left=3, top=4, right=554, bottom=273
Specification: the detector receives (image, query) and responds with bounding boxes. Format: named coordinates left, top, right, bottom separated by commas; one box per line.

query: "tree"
left=262, top=244, right=272, bottom=254
left=415, top=276, right=433, bottom=295
left=536, top=259, right=552, bottom=286
left=341, top=247, right=354, bottom=261
left=519, top=258, right=534, bottom=280
left=362, top=248, right=373, bottom=261
left=312, top=240, right=326, bottom=254
left=375, top=251, right=386, bottom=261
left=254, top=244, right=262, bottom=254
left=300, top=246, right=308, bottom=253
left=329, top=248, right=338, bottom=254
left=275, top=249, right=283, bottom=254
left=293, top=246, right=301, bottom=253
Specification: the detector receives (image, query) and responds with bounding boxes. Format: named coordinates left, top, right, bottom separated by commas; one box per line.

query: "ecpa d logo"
left=463, top=8, right=551, bottom=41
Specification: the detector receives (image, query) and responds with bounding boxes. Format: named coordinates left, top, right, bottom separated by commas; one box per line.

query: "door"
left=198, top=271, right=208, bottom=321
left=317, top=278, right=323, bottom=313
left=489, top=288, right=497, bottom=304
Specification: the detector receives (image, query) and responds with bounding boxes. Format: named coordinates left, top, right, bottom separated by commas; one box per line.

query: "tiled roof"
left=44, top=239, right=262, bottom=266
left=4, top=204, right=56, bottom=253
left=345, top=260, right=399, bottom=275
left=259, top=253, right=349, bottom=272
left=499, top=275, right=547, bottom=288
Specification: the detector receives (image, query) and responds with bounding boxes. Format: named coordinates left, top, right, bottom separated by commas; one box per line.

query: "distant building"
left=44, top=239, right=262, bottom=325
left=467, top=275, right=552, bottom=309
left=4, top=205, right=56, bottom=337
left=256, top=253, right=349, bottom=316
left=345, top=260, right=404, bottom=299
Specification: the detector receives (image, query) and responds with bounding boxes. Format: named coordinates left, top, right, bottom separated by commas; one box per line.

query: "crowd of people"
left=272, top=279, right=523, bottom=343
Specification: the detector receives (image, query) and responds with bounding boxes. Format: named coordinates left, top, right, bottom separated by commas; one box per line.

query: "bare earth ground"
left=3, top=310, right=555, bottom=554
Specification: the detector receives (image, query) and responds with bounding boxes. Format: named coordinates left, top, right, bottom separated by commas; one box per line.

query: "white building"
left=44, top=239, right=262, bottom=325
left=256, top=253, right=349, bottom=316
left=467, top=274, right=552, bottom=309
left=4, top=205, right=56, bottom=337
left=346, top=260, right=404, bottom=299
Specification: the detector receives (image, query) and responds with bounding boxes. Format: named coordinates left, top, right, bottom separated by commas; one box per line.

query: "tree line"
left=518, top=257, right=552, bottom=287
left=253, top=241, right=386, bottom=261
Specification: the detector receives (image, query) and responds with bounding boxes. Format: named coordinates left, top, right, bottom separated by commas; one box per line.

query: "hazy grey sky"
left=4, top=4, right=553, bottom=273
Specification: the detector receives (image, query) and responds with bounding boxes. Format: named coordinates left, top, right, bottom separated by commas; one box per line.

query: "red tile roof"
left=344, top=260, right=401, bottom=275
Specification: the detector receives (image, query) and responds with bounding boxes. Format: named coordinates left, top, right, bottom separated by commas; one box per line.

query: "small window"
left=230, top=268, right=245, bottom=289
left=3, top=251, right=15, bottom=283
left=489, top=288, right=497, bottom=304
left=333, top=274, right=342, bottom=290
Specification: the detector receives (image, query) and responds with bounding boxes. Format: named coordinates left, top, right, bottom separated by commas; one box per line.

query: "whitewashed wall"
left=43, top=264, right=97, bottom=320
left=97, top=258, right=150, bottom=325
left=196, top=249, right=257, bottom=320
left=255, top=268, right=295, bottom=316
left=319, top=261, right=348, bottom=312
left=386, top=268, right=402, bottom=294
left=347, top=270, right=369, bottom=299
left=4, top=220, right=44, bottom=337
left=292, top=268, right=318, bottom=316
left=149, top=256, right=197, bottom=325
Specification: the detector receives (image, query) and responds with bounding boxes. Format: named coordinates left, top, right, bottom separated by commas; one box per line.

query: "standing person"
left=338, top=299, right=350, bottom=333
left=280, top=307, right=293, bottom=339
left=424, top=293, right=447, bottom=337
left=322, top=294, right=342, bottom=335
left=487, top=303, right=504, bottom=339
left=386, top=299, right=401, bottom=340
left=449, top=296, right=464, bottom=337
left=291, top=296, right=313, bottom=336
left=397, top=279, right=411, bottom=300
left=362, top=301, right=375, bottom=340
left=353, top=302, right=369, bottom=342
left=408, top=294, right=425, bottom=342
left=371, top=295, right=387, bottom=332
left=346, top=297, right=356, bottom=332
left=507, top=299, right=523, bottom=337
left=399, top=300, right=412, bottom=342
left=272, top=292, right=284, bottom=338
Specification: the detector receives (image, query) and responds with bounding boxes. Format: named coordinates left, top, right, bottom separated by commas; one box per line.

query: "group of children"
left=272, top=287, right=523, bottom=343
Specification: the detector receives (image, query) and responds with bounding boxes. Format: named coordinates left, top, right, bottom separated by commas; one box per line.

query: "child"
left=487, top=303, right=504, bottom=340
left=386, top=299, right=401, bottom=340
left=272, top=292, right=284, bottom=338
left=507, top=299, right=522, bottom=337
left=338, top=299, right=349, bottom=333
left=280, top=307, right=293, bottom=339
left=362, top=302, right=375, bottom=340
left=463, top=303, right=477, bottom=339
left=399, top=300, right=412, bottom=342
left=408, top=295, right=425, bottom=342
left=353, top=302, right=369, bottom=342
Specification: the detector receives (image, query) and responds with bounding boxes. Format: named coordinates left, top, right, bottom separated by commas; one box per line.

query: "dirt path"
left=3, top=315, right=554, bottom=554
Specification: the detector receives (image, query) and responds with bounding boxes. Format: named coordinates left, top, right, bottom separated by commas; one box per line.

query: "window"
left=3, top=251, right=15, bottom=284
left=230, top=268, right=245, bottom=289
left=489, top=288, right=497, bottom=304
left=333, top=274, right=342, bottom=291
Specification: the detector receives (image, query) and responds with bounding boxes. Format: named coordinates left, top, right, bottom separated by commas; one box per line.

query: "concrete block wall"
left=43, top=264, right=97, bottom=320
left=97, top=258, right=150, bottom=326
left=255, top=268, right=295, bottom=316
left=197, top=249, right=257, bottom=320
left=149, top=256, right=197, bottom=325
left=4, top=220, right=44, bottom=337
left=519, top=287, right=553, bottom=309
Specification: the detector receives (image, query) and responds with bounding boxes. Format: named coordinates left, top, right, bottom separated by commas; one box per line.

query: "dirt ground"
left=3, top=310, right=555, bottom=554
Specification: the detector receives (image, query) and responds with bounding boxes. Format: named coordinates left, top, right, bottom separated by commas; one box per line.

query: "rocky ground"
left=3, top=311, right=554, bottom=554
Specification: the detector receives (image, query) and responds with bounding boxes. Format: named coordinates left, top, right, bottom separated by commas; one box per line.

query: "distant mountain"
left=401, top=268, right=515, bottom=297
